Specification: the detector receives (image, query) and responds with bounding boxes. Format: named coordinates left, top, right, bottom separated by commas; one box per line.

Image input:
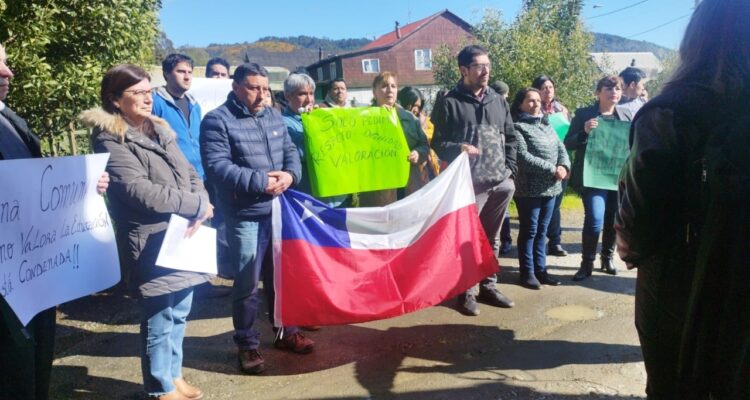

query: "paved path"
left=50, top=209, right=646, bottom=399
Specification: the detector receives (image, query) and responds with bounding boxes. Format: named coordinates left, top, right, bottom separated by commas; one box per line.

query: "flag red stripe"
left=277, top=204, right=498, bottom=326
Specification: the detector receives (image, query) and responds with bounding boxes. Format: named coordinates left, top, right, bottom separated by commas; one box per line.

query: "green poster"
left=582, top=117, right=631, bottom=191
left=548, top=112, right=571, bottom=142
left=300, top=107, right=410, bottom=197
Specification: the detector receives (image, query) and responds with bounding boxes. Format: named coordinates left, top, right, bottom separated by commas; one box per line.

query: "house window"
left=329, top=63, right=337, bottom=79
left=415, top=49, right=432, bottom=70
left=317, top=67, right=323, bottom=81
left=362, top=59, right=380, bottom=73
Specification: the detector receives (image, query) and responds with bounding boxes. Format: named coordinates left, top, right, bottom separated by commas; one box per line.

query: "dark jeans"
left=225, top=215, right=298, bottom=349
left=515, top=196, right=556, bottom=274
left=500, top=211, right=511, bottom=243
left=0, top=306, right=55, bottom=400
left=546, top=179, right=568, bottom=246
left=468, top=178, right=515, bottom=295
left=582, top=188, right=618, bottom=236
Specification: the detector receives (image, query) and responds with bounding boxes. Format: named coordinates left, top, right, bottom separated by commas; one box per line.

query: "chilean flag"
left=271, top=153, right=498, bottom=327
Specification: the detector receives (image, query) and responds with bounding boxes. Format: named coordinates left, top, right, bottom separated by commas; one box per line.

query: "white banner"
left=0, top=154, right=120, bottom=326
left=187, top=77, right=233, bottom=118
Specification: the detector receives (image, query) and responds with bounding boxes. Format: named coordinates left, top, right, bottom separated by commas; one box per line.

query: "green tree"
left=0, top=0, right=161, bottom=155
left=433, top=2, right=599, bottom=110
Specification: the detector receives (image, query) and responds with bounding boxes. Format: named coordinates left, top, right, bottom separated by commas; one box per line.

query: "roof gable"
left=359, top=9, right=471, bottom=52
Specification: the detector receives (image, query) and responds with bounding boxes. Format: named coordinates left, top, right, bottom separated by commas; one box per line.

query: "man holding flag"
left=431, top=45, right=517, bottom=315
left=200, top=63, right=312, bottom=375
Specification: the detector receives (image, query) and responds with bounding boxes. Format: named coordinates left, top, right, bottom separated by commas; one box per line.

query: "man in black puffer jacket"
left=431, top=45, right=517, bottom=316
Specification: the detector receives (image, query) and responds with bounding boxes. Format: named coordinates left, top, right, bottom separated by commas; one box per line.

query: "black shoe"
left=499, top=241, right=512, bottom=255
left=536, top=271, right=562, bottom=286
left=600, top=257, right=618, bottom=275
left=572, top=261, right=594, bottom=281
left=193, top=281, right=232, bottom=299
left=457, top=294, right=480, bottom=316
left=477, top=288, right=515, bottom=308
left=519, top=273, right=542, bottom=290
left=547, top=244, right=568, bottom=257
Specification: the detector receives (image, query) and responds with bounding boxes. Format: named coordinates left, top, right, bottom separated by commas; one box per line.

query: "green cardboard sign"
left=300, top=107, right=410, bottom=197
left=548, top=112, right=571, bottom=142
left=582, top=117, right=631, bottom=191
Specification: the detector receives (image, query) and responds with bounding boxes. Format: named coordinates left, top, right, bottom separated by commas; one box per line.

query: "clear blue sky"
left=160, top=0, right=696, bottom=50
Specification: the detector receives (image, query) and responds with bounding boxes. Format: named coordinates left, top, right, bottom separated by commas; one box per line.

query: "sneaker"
left=499, top=241, right=512, bottom=255
left=477, top=288, right=515, bottom=308
left=457, top=293, right=480, bottom=315
left=274, top=332, right=315, bottom=354
left=547, top=244, right=568, bottom=257
left=238, top=349, right=265, bottom=374
left=519, top=273, right=542, bottom=290
left=535, top=271, right=562, bottom=286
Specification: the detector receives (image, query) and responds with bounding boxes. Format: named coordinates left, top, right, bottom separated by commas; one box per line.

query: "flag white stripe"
left=345, top=153, right=475, bottom=250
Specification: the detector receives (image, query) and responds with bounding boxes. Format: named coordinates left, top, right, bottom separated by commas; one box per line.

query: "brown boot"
left=274, top=332, right=315, bottom=354
left=238, top=348, right=265, bottom=374
left=173, top=378, right=204, bottom=400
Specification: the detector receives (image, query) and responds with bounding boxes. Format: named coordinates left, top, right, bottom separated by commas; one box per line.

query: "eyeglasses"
left=123, top=89, right=152, bottom=98
left=469, top=63, right=491, bottom=71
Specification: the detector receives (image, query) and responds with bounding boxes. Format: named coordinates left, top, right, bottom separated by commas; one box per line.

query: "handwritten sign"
left=187, top=77, right=233, bottom=118
left=0, top=154, right=119, bottom=326
left=583, top=118, right=631, bottom=191
left=300, top=107, right=410, bottom=197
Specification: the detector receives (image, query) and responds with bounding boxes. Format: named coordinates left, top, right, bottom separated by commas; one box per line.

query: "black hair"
left=397, top=86, right=425, bottom=112
left=531, top=75, right=555, bottom=90
left=510, top=87, right=541, bottom=121
left=457, top=45, right=488, bottom=68
left=619, top=67, right=646, bottom=86
left=232, top=63, right=268, bottom=83
left=161, top=53, right=194, bottom=76
left=205, top=57, right=230, bottom=77
left=665, top=0, right=750, bottom=99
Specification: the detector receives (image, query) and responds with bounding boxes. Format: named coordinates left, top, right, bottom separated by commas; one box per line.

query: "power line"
left=589, top=0, right=649, bottom=19
left=627, top=13, right=692, bottom=39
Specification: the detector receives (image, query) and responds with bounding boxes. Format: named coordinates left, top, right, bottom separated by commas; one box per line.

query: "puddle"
left=545, top=305, right=601, bottom=321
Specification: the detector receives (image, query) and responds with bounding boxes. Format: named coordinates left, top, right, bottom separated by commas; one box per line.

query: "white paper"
left=187, top=78, right=233, bottom=118
left=0, top=154, right=120, bottom=326
left=156, top=214, right=217, bottom=275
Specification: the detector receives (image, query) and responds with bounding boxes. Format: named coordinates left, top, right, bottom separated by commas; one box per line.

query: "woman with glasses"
left=81, top=64, right=212, bottom=400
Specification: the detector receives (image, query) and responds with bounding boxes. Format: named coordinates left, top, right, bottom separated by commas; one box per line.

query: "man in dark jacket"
left=0, top=43, right=108, bottom=400
left=431, top=45, right=517, bottom=316
left=0, top=43, right=56, bottom=400
left=200, top=63, right=311, bottom=375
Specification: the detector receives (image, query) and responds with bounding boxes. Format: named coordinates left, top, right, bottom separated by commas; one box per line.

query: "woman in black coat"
left=564, top=76, right=633, bottom=281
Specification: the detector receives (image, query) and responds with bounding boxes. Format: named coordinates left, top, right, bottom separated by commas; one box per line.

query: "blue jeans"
left=546, top=179, right=568, bottom=246
left=225, top=215, right=298, bottom=350
left=515, top=196, right=556, bottom=274
left=138, top=288, right=193, bottom=396
left=581, top=188, right=618, bottom=236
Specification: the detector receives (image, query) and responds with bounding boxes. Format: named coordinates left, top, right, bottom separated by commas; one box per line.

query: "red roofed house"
left=306, top=9, right=474, bottom=106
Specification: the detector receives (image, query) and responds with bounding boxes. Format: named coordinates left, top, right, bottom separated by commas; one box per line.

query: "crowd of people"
left=1, top=0, right=748, bottom=398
